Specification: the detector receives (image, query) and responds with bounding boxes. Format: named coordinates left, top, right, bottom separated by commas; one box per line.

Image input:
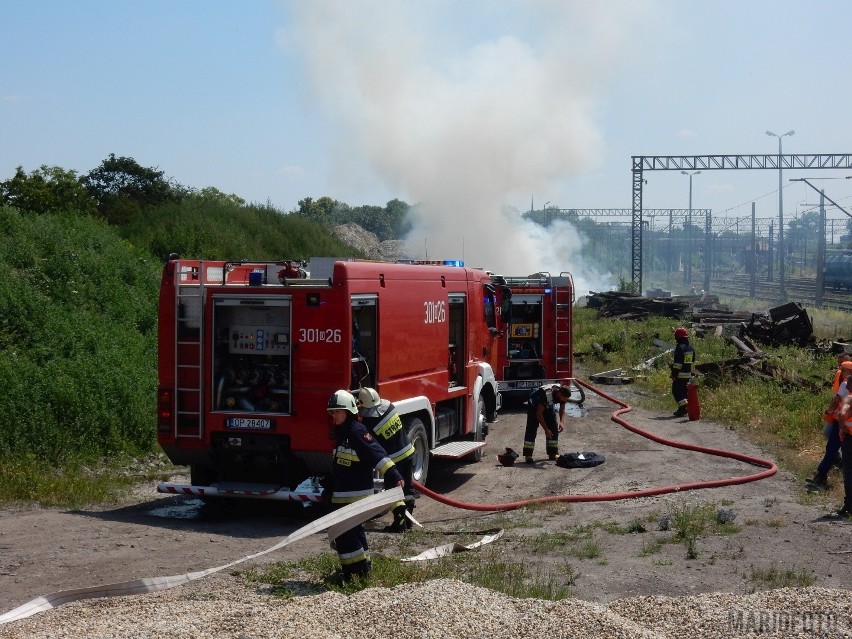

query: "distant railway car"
left=824, top=254, right=852, bottom=291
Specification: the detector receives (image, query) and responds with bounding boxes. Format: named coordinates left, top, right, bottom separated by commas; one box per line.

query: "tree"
left=83, top=154, right=181, bottom=224
left=185, top=187, right=246, bottom=207
left=296, top=196, right=342, bottom=222
left=384, top=198, right=412, bottom=239
left=349, top=205, right=391, bottom=240
left=0, top=165, right=97, bottom=215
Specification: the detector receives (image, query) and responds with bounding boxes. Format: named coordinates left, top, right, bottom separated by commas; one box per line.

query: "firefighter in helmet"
left=357, top=387, right=415, bottom=532
left=523, top=384, right=571, bottom=463
left=327, top=389, right=404, bottom=580
left=670, top=327, right=695, bottom=417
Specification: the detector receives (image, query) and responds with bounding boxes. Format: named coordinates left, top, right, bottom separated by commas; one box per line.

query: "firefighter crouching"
left=523, top=384, right=571, bottom=463
left=327, top=390, right=405, bottom=580
left=358, top=387, right=415, bottom=532
left=670, top=327, right=695, bottom=418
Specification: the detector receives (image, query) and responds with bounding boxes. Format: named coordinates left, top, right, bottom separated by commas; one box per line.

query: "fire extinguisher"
left=687, top=374, right=700, bottom=421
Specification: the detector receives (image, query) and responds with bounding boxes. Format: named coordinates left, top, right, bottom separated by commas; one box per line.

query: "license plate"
left=515, top=380, right=541, bottom=388
left=226, top=417, right=273, bottom=430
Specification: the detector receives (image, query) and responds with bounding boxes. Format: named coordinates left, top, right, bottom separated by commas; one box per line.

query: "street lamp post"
left=681, top=170, right=700, bottom=289
left=765, top=129, right=795, bottom=300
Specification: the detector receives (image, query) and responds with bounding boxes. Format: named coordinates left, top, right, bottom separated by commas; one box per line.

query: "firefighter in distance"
left=357, top=387, right=416, bottom=532
left=327, top=390, right=404, bottom=580
left=832, top=392, right=852, bottom=519
left=671, top=327, right=695, bottom=418
left=523, top=384, right=571, bottom=463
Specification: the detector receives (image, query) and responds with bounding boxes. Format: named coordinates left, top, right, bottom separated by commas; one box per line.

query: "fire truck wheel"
left=464, top=395, right=486, bottom=463
left=405, top=417, right=430, bottom=486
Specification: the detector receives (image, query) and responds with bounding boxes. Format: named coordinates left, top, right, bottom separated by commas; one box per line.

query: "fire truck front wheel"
left=405, top=417, right=430, bottom=486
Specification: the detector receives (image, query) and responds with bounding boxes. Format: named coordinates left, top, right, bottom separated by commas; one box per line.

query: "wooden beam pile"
left=589, top=291, right=689, bottom=319
left=693, top=308, right=753, bottom=326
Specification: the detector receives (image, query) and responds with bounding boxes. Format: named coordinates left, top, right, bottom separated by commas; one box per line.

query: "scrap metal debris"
left=739, top=302, right=814, bottom=347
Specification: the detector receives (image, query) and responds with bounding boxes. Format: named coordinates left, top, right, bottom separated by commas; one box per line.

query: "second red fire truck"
left=489, top=271, right=576, bottom=402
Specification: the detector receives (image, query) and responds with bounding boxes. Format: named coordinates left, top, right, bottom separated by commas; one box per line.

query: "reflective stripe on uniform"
left=375, top=457, right=395, bottom=475
left=388, top=443, right=415, bottom=463
left=335, top=449, right=359, bottom=463
left=373, top=409, right=404, bottom=440
left=331, top=488, right=373, bottom=503
left=338, top=548, right=369, bottom=565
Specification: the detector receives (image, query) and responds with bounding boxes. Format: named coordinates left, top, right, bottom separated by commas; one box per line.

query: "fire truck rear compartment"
left=189, top=432, right=305, bottom=487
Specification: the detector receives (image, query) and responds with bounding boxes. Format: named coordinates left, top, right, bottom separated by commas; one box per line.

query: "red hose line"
left=414, top=378, right=778, bottom=512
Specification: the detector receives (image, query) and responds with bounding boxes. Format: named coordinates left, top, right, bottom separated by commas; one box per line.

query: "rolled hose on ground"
left=414, top=377, right=778, bottom=512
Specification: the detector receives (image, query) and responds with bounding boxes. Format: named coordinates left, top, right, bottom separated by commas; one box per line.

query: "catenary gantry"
left=630, top=154, right=852, bottom=291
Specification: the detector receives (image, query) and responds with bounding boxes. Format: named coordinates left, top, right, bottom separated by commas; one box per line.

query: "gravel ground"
left=1, top=575, right=850, bottom=639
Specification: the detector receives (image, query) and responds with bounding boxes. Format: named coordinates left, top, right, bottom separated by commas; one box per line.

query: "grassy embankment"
left=0, top=202, right=356, bottom=506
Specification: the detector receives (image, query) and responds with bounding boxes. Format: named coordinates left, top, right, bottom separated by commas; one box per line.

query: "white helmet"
left=327, top=389, right=358, bottom=414
left=358, top=387, right=382, bottom=409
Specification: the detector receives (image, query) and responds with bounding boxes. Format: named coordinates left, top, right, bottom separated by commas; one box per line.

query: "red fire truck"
left=490, top=272, right=578, bottom=401
left=156, top=256, right=501, bottom=501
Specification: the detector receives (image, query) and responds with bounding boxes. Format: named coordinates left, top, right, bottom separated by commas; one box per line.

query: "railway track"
left=708, top=274, right=852, bottom=312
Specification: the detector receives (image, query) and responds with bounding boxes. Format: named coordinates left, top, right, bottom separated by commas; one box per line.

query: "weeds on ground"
left=637, top=538, right=668, bottom=557
left=662, top=498, right=743, bottom=559
left=525, top=526, right=601, bottom=560
left=595, top=518, right=648, bottom=535
left=747, top=564, right=816, bottom=591
left=0, top=453, right=154, bottom=507
left=244, top=546, right=576, bottom=601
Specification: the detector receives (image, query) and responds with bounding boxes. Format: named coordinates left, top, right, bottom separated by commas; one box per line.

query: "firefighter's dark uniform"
left=523, top=385, right=564, bottom=460
left=331, top=412, right=403, bottom=578
left=671, top=337, right=695, bottom=416
left=360, top=399, right=415, bottom=531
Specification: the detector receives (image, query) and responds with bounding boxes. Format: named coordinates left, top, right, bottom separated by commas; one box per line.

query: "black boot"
left=807, top=472, right=829, bottom=489
left=383, top=505, right=408, bottom=533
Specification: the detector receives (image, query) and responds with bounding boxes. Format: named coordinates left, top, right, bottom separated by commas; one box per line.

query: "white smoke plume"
left=284, top=0, right=658, bottom=295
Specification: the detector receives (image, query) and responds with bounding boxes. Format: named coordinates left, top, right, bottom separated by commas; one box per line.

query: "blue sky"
left=3, top=0, right=852, bottom=284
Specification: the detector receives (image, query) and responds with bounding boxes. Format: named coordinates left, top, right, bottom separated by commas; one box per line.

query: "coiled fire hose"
left=414, top=377, right=778, bottom=511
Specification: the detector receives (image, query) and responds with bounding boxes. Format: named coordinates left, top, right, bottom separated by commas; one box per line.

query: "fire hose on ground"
left=1, top=379, right=780, bottom=624
left=413, top=377, right=778, bottom=511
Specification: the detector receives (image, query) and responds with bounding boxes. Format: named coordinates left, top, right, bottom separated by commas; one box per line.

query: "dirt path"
left=1, top=380, right=850, bottom=613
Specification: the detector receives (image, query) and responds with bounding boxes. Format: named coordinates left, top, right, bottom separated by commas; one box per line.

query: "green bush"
left=0, top=207, right=160, bottom=462
left=120, top=199, right=358, bottom=261
left=0, top=196, right=362, bottom=502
